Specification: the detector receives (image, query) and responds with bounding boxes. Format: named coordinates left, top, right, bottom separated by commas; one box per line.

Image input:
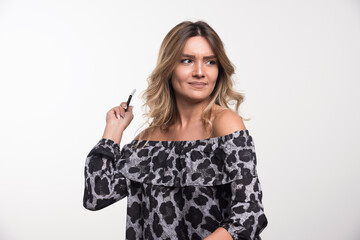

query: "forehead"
left=182, top=36, right=215, bottom=55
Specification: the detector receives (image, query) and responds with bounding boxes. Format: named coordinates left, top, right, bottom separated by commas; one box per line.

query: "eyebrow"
left=181, top=54, right=217, bottom=60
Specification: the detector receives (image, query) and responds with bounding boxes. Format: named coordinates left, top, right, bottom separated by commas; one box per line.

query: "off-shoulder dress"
left=83, top=129, right=268, bottom=240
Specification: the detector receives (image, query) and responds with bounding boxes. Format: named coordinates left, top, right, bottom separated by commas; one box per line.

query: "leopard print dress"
left=83, top=129, right=268, bottom=240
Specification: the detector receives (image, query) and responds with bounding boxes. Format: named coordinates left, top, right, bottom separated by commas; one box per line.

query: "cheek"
left=172, top=66, right=191, bottom=82
left=209, top=68, right=219, bottom=83
left=171, top=68, right=184, bottom=89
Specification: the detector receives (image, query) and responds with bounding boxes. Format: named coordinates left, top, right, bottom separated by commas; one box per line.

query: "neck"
left=173, top=97, right=211, bottom=130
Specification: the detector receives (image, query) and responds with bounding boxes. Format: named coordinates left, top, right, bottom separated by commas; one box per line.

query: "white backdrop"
left=0, top=0, right=359, bottom=239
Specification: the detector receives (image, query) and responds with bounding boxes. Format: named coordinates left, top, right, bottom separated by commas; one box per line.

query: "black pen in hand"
left=124, top=89, right=136, bottom=112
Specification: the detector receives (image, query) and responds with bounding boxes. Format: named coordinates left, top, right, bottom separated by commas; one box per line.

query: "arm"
left=83, top=126, right=128, bottom=211
left=203, top=227, right=233, bottom=240
left=83, top=102, right=134, bottom=210
left=83, top=137, right=129, bottom=211
left=218, top=176, right=268, bottom=240
left=209, top=111, right=268, bottom=239
left=203, top=176, right=267, bottom=240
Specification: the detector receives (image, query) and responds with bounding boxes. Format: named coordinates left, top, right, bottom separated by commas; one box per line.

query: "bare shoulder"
left=134, top=133, right=141, bottom=141
left=134, top=129, right=148, bottom=141
left=212, top=108, right=246, bottom=137
left=134, top=127, right=160, bottom=141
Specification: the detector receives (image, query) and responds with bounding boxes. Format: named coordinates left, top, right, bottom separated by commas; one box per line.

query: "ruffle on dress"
left=116, top=129, right=258, bottom=187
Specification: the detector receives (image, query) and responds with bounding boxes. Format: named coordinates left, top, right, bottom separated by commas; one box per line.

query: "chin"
left=186, top=94, right=211, bottom=102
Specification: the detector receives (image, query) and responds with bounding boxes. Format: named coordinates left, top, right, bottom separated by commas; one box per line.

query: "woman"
left=83, top=21, right=268, bottom=240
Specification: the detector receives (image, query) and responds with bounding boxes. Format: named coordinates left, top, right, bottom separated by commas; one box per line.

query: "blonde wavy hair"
left=133, top=21, right=249, bottom=149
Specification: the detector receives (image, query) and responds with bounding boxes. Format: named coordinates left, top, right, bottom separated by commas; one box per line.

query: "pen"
left=124, top=89, right=136, bottom=112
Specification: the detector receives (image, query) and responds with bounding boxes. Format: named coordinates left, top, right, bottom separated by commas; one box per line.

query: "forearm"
left=102, top=123, right=125, bottom=145
left=203, top=227, right=233, bottom=240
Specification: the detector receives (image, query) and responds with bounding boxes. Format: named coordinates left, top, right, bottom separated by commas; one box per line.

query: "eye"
left=181, top=59, right=192, bottom=64
left=205, top=60, right=217, bottom=65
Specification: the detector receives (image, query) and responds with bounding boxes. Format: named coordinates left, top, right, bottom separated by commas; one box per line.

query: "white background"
left=0, top=0, right=359, bottom=239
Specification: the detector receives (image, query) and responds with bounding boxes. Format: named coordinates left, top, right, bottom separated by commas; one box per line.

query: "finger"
left=115, top=106, right=126, bottom=119
left=119, top=102, right=128, bottom=118
left=120, top=102, right=127, bottom=110
left=112, top=107, right=121, bottom=120
left=127, top=105, right=133, bottom=112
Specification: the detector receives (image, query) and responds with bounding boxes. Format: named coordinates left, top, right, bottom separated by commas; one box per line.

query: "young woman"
left=83, top=21, right=268, bottom=240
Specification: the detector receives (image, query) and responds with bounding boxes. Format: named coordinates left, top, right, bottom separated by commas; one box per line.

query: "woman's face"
left=171, top=36, right=219, bottom=104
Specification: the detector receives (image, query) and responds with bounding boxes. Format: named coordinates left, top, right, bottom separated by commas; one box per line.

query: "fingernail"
left=122, top=103, right=127, bottom=108
left=117, top=114, right=121, bottom=120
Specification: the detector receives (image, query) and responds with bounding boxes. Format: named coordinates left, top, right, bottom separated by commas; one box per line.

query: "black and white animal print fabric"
left=83, top=129, right=268, bottom=240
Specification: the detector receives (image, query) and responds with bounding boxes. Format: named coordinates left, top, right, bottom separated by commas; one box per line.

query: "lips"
left=189, top=82, right=207, bottom=89
left=189, top=82, right=207, bottom=86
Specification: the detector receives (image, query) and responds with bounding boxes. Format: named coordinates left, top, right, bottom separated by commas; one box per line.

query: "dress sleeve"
left=219, top=173, right=268, bottom=240
left=217, top=134, right=268, bottom=240
left=83, top=138, right=129, bottom=211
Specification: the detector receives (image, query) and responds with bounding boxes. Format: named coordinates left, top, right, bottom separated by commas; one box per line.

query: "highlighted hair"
left=134, top=21, right=248, bottom=149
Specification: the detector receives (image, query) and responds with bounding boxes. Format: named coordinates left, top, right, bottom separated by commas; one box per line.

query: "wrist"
left=102, top=124, right=125, bottom=144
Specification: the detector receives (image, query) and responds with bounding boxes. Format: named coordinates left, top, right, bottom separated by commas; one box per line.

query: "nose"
left=192, top=61, right=205, bottom=78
